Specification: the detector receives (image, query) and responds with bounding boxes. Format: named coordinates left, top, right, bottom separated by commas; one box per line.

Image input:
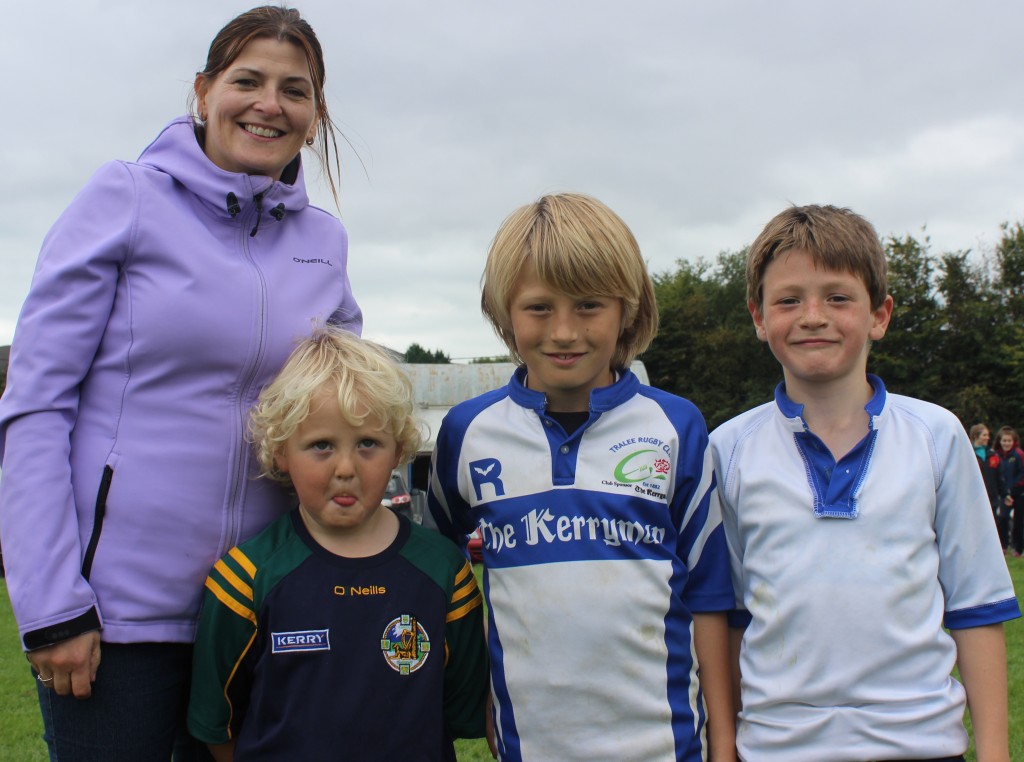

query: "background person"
left=971, top=423, right=1006, bottom=542
left=993, top=426, right=1024, bottom=558
left=0, top=6, right=361, bottom=759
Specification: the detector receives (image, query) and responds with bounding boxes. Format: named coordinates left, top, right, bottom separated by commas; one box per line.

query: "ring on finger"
left=37, top=674, right=55, bottom=683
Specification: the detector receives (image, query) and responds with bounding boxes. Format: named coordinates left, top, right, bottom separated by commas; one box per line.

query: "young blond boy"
left=710, top=205, right=1020, bottom=761
left=188, top=328, right=488, bottom=761
left=429, top=193, right=736, bottom=761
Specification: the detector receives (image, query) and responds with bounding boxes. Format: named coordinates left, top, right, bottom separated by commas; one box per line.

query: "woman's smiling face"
left=194, top=36, right=317, bottom=180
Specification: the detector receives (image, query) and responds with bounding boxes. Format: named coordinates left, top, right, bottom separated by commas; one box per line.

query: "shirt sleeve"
left=709, top=427, right=754, bottom=628
left=325, top=222, right=363, bottom=336
left=673, top=410, right=735, bottom=614
left=0, top=162, right=136, bottom=648
left=428, top=415, right=476, bottom=543
left=442, top=559, right=489, bottom=739
left=934, top=422, right=1021, bottom=629
left=188, top=548, right=260, bottom=744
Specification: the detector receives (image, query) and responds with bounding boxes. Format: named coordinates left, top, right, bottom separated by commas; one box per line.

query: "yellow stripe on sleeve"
left=451, top=578, right=478, bottom=606
left=450, top=561, right=480, bottom=606
left=205, top=577, right=257, bottom=625
left=446, top=590, right=483, bottom=623
left=228, top=546, right=257, bottom=578
left=223, top=629, right=258, bottom=739
left=213, top=559, right=254, bottom=601
left=454, top=561, right=473, bottom=585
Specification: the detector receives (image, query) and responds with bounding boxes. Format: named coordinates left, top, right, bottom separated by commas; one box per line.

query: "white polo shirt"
left=710, top=376, right=1020, bottom=761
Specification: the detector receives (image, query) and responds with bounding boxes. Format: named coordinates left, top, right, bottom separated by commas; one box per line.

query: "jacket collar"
left=135, top=116, right=312, bottom=220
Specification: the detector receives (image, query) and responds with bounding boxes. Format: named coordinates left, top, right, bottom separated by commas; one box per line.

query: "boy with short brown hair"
left=711, top=204, right=1020, bottom=761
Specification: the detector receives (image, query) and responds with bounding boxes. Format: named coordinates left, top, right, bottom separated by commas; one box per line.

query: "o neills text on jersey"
left=477, top=508, right=666, bottom=555
left=334, top=585, right=387, bottom=596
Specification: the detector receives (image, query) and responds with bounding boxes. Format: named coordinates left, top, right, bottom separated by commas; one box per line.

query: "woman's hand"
left=29, top=631, right=101, bottom=698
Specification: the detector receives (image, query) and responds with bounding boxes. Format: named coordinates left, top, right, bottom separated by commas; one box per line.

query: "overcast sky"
left=3, top=1, right=1023, bottom=358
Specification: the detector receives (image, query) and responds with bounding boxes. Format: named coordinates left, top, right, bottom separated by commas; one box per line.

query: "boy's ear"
left=869, top=295, right=895, bottom=341
left=748, top=300, right=767, bottom=342
left=274, top=452, right=290, bottom=475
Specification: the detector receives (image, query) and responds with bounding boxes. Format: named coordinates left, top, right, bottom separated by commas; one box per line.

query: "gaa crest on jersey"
left=380, top=614, right=430, bottom=675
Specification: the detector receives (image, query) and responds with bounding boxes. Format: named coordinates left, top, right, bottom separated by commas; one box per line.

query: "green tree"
left=644, top=250, right=777, bottom=430
left=931, top=251, right=1001, bottom=422
left=990, top=222, right=1024, bottom=419
left=995, top=221, right=1024, bottom=322
left=404, top=343, right=450, bottom=364
left=870, top=234, right=942, bottom=400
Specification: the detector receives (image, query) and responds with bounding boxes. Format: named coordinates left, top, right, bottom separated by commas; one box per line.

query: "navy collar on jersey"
left=774, top=374, right=887, bottom=421
left=508, top=365, right=639, bottom=414
left=774, top=375, right=887, bottom=519
left=289, top=507, right=411, bottom=567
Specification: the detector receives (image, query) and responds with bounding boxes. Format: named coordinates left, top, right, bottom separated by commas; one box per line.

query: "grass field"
left=3, top=557, right=1023, bottom=760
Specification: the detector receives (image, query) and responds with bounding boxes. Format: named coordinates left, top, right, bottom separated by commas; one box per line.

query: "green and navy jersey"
left=188, top=510, right=488, bottom=761
left=429, top=368, right=734, bottom=762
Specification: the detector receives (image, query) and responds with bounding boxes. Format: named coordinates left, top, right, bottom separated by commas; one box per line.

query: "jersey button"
left=559, top=445, right=570, bottom=454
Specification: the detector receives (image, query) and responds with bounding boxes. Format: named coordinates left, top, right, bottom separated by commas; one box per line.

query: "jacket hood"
left=136, top=115, right=311, bottom=219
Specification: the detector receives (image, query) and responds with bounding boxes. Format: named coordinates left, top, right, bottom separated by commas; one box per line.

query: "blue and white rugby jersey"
left=429, top=368, right=733, bottom=762
left=710, top=376, right=1021, bottom=762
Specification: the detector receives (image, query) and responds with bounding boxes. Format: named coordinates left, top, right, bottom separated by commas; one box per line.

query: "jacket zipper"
left=222, top=191, right=270, bottom=553
left=81, top=465, right=114, bottom=580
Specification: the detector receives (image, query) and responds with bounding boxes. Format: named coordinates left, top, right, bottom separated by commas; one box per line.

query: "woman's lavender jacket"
left=0, top=116, right=361, bottom=649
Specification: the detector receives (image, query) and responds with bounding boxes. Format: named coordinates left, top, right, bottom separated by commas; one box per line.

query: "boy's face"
left=275, top=386, right=401, bottom=544
left=509, top=268, right=622, bottom=412
left=749, top=249, right=893, bottom=397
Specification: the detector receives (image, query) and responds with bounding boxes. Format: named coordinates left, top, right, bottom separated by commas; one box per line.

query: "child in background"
left=993, top=425, right=1024, bottom=557
left=188, top=327, right=488, bottom=761
left=429, top=193, right=736, bottom=761
left=710, top=205, right=1020, bottom=761
left=970, top=423, right=1005, bottom=545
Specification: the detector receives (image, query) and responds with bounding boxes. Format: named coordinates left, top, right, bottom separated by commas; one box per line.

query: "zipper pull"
left=250, top=193, right=265, bottom=237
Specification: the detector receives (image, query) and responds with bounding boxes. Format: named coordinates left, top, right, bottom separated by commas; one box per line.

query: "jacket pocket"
left=81, top=465, right=113, bottom=581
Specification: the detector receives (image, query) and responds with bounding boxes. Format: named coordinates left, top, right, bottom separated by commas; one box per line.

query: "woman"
left=0, top=7, right=361, bottom=758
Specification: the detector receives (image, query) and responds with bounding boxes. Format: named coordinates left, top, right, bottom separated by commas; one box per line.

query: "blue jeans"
left=34, top=642, right=214, bottom=762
